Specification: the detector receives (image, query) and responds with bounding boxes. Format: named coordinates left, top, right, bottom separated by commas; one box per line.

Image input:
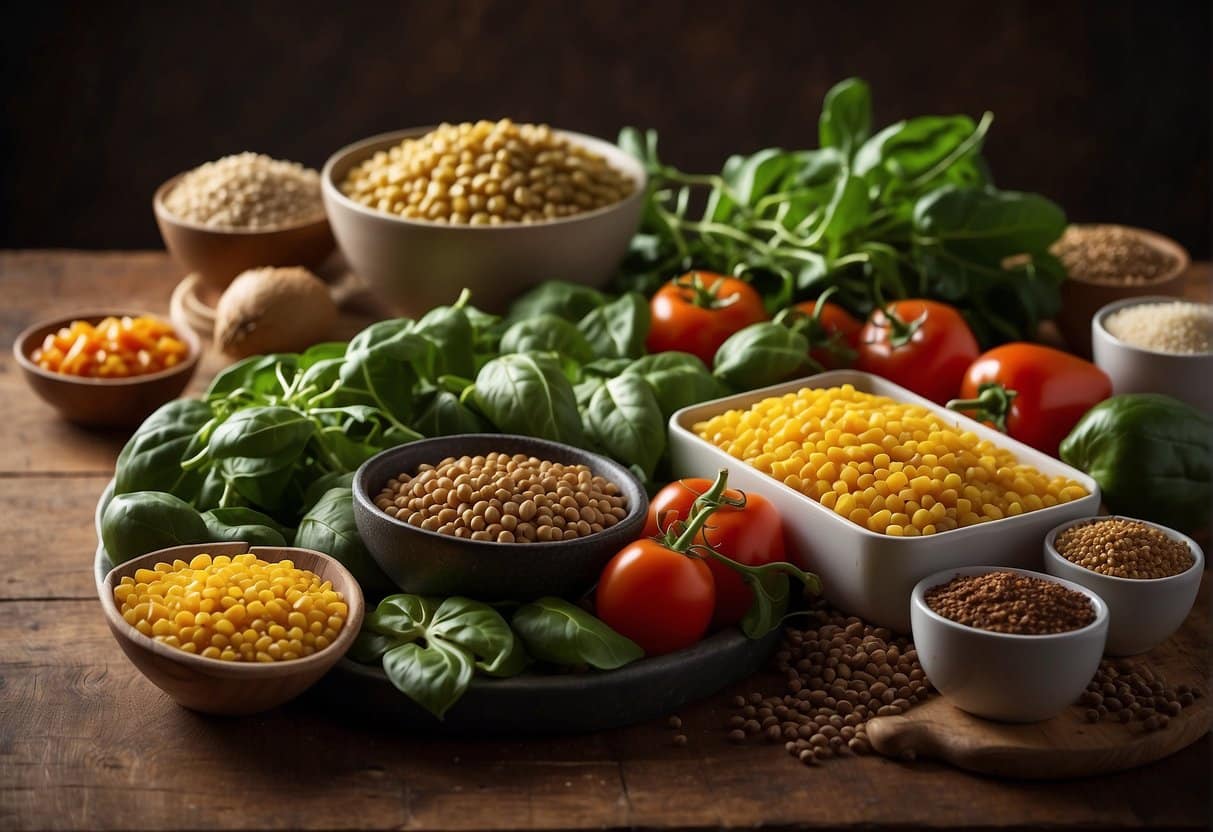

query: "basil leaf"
left=576, top=292, right=649, bottom=360
left=207, top=354, right=299, bottom=402
left=300, top=471, right=355, bottom=512
left=818, top=172, right=870, bottom=246
left=348, top=630, right=395, bottom=664
left=295, top=487, right=395, bottom=599
left=500, top=314, right=594, bottom=363
left=622, top=352, right=724, bottom=419
left=201, top=507, right=290, bottom=547
left=507, top=281, right=606, bottom=324
left=100, top=491, right=210, bottom=564
left=581, top=374, right=666, bottom=477
left=512, top=597, right=644, bottom=670
left=713, top=323, right=813, bottom=390
left=819, top=77, right=871, bottom=161
left=382, top=640, right=474, bottom=720
left=723, top=148, right=796, bottom=206
left=217, top=451, right=301, bottom=510
left=297, top=342, right=348, bottom=370
left=412, top=302, right=476, bottom=379
left=473, top=353, right=585, bottom=445
left=413, top=390, right=488, bottom=437
left=208, top=407, right=315, bottom=460
left=913, top=185, right=1067, bottom=262
left=368, top=594, right=438, bottom=641
left=429, top=597, right=528, bottom=677
left=114, top=399, right=213, bottom=497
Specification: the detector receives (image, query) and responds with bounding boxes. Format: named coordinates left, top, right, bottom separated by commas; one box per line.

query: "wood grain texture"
left=867, top=577, right=1210, bottom=778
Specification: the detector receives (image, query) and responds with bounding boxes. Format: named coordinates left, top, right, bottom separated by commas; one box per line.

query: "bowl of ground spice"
left=911, top=566, right=1108, bottom=722
left=1045, top=515, right=1203, bottom=656
left=1052, top=224, right=1189, bottom=357
left=1092, top=297, right=1213, bottom=413
left=154, top=153, right=335, bottom=291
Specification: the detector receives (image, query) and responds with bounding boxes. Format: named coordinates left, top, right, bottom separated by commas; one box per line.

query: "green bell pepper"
left=1059, top=393, right=1211, bottom=533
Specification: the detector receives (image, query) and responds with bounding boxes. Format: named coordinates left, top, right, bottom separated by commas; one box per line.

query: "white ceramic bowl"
left=669, top=370, right=1101, bottom=632
left=1043, top=515, right=1204, bottom=656
left=1092, top=295, right=1213, bottom=414
left=321, top=127, right=646, bottom=316
left=911, top=566, right=1108, bottom=722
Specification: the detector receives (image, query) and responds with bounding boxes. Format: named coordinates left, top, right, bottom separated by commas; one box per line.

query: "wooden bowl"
left=13, top=310, right=201, bottom=428
left=154, top=173, right=335, bottom=292
left=99, top=541, right=365, bottom=716
left=1055, top=224, right=1190, bottom=357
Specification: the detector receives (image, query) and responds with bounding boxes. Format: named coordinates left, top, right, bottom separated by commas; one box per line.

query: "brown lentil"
left=925, top=571, right=1095, bottom=635
left=375, top=452, right=626, bottom=543
left=340, top=119, right=634, bottom=225
left=1076, top=659, right=1200, bottom=732
left=726, top=603, right=931, bottom=766
left=1055, top=518, right=1195, bottom=579
left=1052, top=224, right=1178, bottom=285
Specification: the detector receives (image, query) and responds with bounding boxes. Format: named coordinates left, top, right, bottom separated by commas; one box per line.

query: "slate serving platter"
left=94, top=480, right=780, bottom=734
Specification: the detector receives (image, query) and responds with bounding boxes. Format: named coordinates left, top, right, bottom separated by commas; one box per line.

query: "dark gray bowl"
left=352, top=434, right=648, bottom=600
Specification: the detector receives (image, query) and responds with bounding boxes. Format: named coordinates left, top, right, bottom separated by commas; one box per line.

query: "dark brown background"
left=2, top=0, right=1209, bottom=255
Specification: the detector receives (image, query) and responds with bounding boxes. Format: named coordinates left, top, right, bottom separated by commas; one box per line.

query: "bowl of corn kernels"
left=99, top=541, right=364, bottom=715
left=1044, top=515, right=1203, bottom=656
left=13, top=310, right=201, bottom=427
left=321, top=120, right=646, bottom=316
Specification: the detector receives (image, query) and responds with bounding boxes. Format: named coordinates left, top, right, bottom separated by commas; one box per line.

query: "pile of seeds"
left=1052, top=224, right=1178, bottom=285
left=925, top=571, right=1095, bottom=635
left=340, top=119, right=635, bottom=225
left=1077, top=658, right=1201, bottom=731
left=1055, top=518, right=1195, bottom=579
left=375, top=453, right=627, bottom=543
left=726, top=604, right=931, bottom=765
left=164, top=152, right=323, bottom=229
left=1103, top=301, right=1213, bottom=355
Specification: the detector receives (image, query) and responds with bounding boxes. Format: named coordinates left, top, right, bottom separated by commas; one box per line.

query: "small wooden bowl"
left=99, top=541, right=365, bottom=716
left=13, top=310, right=201, bottom=428
left=154, top=173, right=335, bottom=292
left=1055, top=224, right=1190, bottom=357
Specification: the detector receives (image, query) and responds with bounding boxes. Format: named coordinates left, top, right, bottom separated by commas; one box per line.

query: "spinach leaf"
left=340, top=320, right=430, bottom=424
left=817, top=172, right=870, bottom=246
left=856, top=115, right=988, bottom=199
left=507, top=281, right=606, bottom=324
left=301, top=471, right=355, bottom=512
left=512, top=597, right=644, bottom=669
left=913, top=185, right=1067, bottom=262
left=218, top=451, right=301, bottom=511
left=382, top=640, right=474, bottom=720
left=499, top=314, right=594, bottom=363
left=297, top=342, right=347, bottom=370
left=581, top=375, right=666, bottom=477
left=576, top=292, right=649, bottom=360
left=101, top=491, right=210, bottom=564
left=429, top=597, right=528, bottom=677
left=206, top=354, right=298, bottom=402
left=713, top=323, right=813, bottom=390
left=414, top=390, right=488, bottom=437
left=114, top=399, right=213, bottom=498
left=208, top=406, right=315, bottom=460
left=295, top=487, right=395, bottom=598
left=579, top=357, right=633, bottom=379
left=819, top=77, right=871, bottom=161
left=201, top=507, right=290, bottom=547
left=412, top=301, right=476, bottom=379
left=472, top=353, right=585, bottom=445
left=623, top=352, right=725, bottom=419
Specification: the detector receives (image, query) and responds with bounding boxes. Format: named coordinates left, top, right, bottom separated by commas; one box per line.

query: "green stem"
left=665, top=469, right=739, bottom=553
left=946, top=382, right=1017, bottom=432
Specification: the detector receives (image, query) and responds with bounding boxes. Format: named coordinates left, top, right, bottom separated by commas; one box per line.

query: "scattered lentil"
left=1052, top=225, right=1179, bottom=285
left=1077, top=659, right=1200, bottom=732
left=340, top=119, right=634, bottom=225
left=1103, top=301, right=1213, bottom=355
left=694, top=384, right=1088, bottom=536
left=164, top=152, right=323, bottom=229
left=1055, top=517, right=1195, bottom=579
left=375, top=452, right=627, bottom=543
left=925, top=571, right=1095, bottom=634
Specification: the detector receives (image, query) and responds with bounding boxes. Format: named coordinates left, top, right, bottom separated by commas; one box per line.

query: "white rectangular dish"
left=668, top=370, right=1101, bottom=632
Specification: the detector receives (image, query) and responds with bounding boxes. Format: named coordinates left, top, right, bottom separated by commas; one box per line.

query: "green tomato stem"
left=946, top=382, right=1017, bottom=432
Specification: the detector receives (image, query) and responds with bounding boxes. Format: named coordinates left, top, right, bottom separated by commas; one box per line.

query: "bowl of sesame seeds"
left=1045, top=515, right=1203, bottom=656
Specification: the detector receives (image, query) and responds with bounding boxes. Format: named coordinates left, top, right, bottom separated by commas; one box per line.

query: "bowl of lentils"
left=1044, top=515, right=1202, bottom=656
left=910, top=566, right=1108, bottom=722
left=351, top=433, right=648, bottom=600
left=321, top=120, right=646, bottom=315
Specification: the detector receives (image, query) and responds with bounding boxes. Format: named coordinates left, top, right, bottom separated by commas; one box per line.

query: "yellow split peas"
left=694, top=385, right=1088, bottom=536
left=114, top=553, right=348, bottom=662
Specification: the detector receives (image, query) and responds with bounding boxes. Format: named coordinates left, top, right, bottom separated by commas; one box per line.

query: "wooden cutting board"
left=866, top=576, right=1210, bottom=778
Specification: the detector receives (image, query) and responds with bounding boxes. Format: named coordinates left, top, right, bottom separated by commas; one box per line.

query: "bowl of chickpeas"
left=98, top=541, right=364, bottom=715
left=352, top=433, right=649, bottom=600
left=13, top=310, right=201, bottom=428
left=321, top=120, right=646, bottom=316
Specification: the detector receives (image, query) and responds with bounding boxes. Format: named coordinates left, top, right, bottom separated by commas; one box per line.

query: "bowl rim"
left=1092, top=294, right=1213, bottom=359
left=352, top=432, right=648, bottom=552
left=13, top=309, right=202, bottom=387
left=911, top=565, right=1110, bottom=642
left=100, top=541, right=365, bottom=677
left=153, top=171, right=330, bottom=236
left=320, top=125, right=648, bottom=231
left=1060, top=223, right=1190, bottom=288
left=1043, top=514, right=1205, bottom=586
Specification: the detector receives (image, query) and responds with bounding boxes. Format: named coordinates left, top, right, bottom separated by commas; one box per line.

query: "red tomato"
left=792, top=299, right=862, bottom=369
left=595, top=540, right=715, bottom=656
left=948, top=343, right=1112, bottom=457
left=856, top=299, right=980, bottom=404
left=646, top=272, right=767, bottom=365
left=643, top=478, right=787, bottom=627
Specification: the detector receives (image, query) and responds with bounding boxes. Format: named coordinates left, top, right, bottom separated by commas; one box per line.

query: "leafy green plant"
left=511, top=597, right=643, bottom=669
left=201, top=507, right=291, bottom=547
left=294, top=487, right=395, bottom=599
left=101, top=491, right=211, bottom=564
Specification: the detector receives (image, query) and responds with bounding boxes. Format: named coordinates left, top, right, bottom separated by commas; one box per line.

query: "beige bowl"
left=154, top=174, right=335, bottom=292
left=13, top=310, right=201, bottom=428
left=321, top=127, right=646, bottom=315
left=99, top=541, right=364, bottom=716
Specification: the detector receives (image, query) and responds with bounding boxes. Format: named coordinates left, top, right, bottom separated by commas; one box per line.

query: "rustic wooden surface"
left=1, top=250, right=1210, bottom=831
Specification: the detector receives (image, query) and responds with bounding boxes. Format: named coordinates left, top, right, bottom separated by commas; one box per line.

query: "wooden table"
left=2, top=251, right=1210, bottom=832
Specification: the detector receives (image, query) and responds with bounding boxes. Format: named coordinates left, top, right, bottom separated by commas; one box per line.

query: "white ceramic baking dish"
left=668, top=370, right=1101, bottom=632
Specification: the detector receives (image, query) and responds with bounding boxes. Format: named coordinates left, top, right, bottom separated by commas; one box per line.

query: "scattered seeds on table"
left=1076, top=659, right=1201, bottom=731
left=925, top=571, right=1095, bottom=635
left=1055, top=517, right=1195, bottom=579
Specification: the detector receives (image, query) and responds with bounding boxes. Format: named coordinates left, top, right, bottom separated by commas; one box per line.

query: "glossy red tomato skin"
left=959, top=343, right=1112, bottom=457
left=856, top=299, right=980, bottom=404
left=793, top=299, right=863, bottom=369
left=643, top=478, right=787, bottom=627
left=596, top=541, right=715, bottom=656
left=645, top=272, right=767, bottom=365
